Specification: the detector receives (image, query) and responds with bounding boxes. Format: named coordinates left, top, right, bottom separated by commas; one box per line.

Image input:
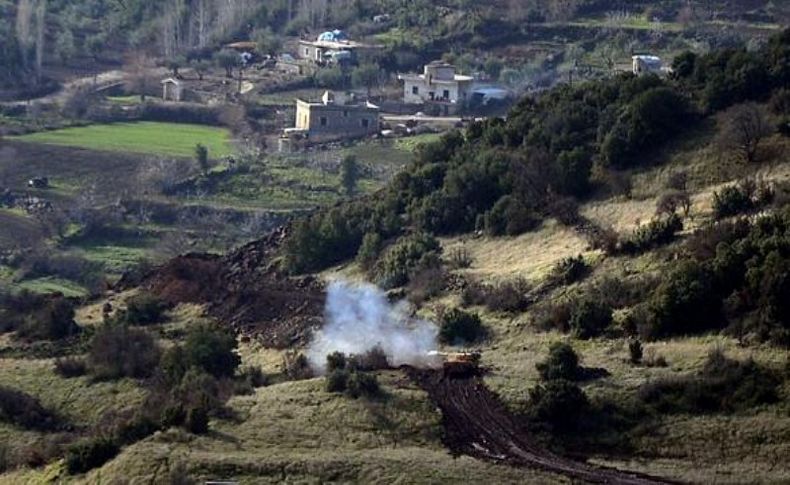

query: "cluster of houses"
left=157, top=28, right=666, bottom=148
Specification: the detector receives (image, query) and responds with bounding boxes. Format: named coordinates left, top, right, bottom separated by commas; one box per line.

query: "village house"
left=283, top=91, right=379, bottom=145
left=632, top=55, right=663, bottom=75
left=298, top=30, right=380, bottom=65
left=398, top=61, right=475, bottom=115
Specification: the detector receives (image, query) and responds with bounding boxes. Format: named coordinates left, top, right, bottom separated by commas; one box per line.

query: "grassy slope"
left=11, top=122, right=233, bottom=159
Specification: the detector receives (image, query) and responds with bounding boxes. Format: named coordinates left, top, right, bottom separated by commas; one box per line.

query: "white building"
left=398, top=61, right=475, bottom=114
left=632, top=55, right=663, bottom=75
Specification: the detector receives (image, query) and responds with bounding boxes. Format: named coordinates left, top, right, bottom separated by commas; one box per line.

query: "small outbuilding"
left=161, top=78, right=183, bottom=102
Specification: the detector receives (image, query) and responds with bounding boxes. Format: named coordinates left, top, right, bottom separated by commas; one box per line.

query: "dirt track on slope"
left=408, top=369, right=674, bottom=485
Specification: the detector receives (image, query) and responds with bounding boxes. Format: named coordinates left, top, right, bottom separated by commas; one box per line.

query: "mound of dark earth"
left=132, top=227, right=325, bottom=348
left=408, top=369, right=672, bottom=485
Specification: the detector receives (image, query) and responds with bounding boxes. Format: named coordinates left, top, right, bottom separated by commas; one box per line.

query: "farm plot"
left=12, top=121, right=233, bottom=158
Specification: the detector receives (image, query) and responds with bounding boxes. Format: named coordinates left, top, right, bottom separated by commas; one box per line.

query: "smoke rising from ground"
left=307, top=280, right=440, bottom=372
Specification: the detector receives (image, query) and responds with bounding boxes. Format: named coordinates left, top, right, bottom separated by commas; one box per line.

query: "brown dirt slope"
left=136, top=226, right=325, bottom=348
left=408, top=368, right=675, bottom=485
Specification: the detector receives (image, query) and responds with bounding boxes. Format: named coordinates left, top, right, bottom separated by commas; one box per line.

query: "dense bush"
left=87, top=325, right=161, bottom=380
left=712, top=179, right=773, bottom=219
left=568, top=298, right=613, bottom=339
left=0, top=386, right=60, bottom=431
left=639, top=349, right=780, bottom=414
left=324, top=352, right=380, bottom=399
left=527, top=379, right=589, bottom=432
left=181, top=324, right=240, bottom=379
left=120, top=293, right=169, bottom=326
left=536, top=342, right=580, bottom=381
left=619, top=214, right=683, bottom=254
left=373, top=232, right=441, bottom=289
left=65, top=438, right=119, bottom=474
left=549, top=255, right=589, bottom=286
left=438, top=308, right=486, bottom=345
left=15, top=297, right=80, bottom=341
left=460, top=278, right=530, bottom=313
left=54, top=356, right=87, bottom=378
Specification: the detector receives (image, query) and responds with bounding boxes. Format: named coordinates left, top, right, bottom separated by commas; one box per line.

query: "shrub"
left=536, top=342, right=580, bottom=381
left=282, top=352, right=313, bottom=380
left=712, top=179, right=773, bottom=219
left=549, top=255, right=589, bottom=286
left=482, top=195, right=541, bottom=236
left=182, top=324, right=240, bottom=378
left=325, top=369, right=349, bottom=393
left=527, top=379, right=589, bottom=432
left=347, top=346, right=390, bottom=371
left=16, top=298, right=80, bottom=341
left=346, top=371, right=380, bottom=399
left=87, top=325, right=161, bottom=380
left=326, top=352, right=347, bottom=372
left=356, top=232, right=382, bottom=270
left=236, top=366, right=268, bottom=392
left=121, top=293, right=169, bottom=326
left=446, top=246, right=473, bottom=269
left=568, top=298, right=613, bottom=339
left=628, top=339, right=643, bottom=365
left=184, top=406, right=209, bottom=434
left=438, top=309, right=485, bottom=345
left=54, top=356, right=87, bottom=378
left=406, top=265, right=446, bottom=304
left=374, top=232, right=441, bottom=289
left=460, top=278, right=530, bottom=313
left=639, top=261, right=721, bottom=340
left=639, top=350, right=780, bottom=414
left=713, top=185, right=754, bottom=219
left=0, top=386, right=60, bottom=431
left=620, top=213, right=683, bottom=254
left=65, top=437, right=119, bottom=474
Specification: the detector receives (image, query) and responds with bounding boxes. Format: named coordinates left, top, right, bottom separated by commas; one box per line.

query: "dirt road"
left=408, top=369, right=674, bottom=484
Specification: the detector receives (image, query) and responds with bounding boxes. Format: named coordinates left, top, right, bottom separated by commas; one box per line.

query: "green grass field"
left=13, top=122, right=234, bottom=158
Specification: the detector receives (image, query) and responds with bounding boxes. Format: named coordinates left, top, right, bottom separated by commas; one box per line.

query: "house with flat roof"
left=632, top=55, right=663, bottom=75
left=398, top=61, right=475, bottom=115
left=298, top=30, right=381, bottom=65
left=284, top=91, right=380, bottom=144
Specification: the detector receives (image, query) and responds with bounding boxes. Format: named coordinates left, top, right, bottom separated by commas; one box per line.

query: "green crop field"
left=13, top=122, right=234, bottom=158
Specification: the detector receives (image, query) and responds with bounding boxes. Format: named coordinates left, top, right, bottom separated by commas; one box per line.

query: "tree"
left=339, top=155, right=360, bottom=196
left=351, top=63, right=380, bottom=97
left=191, top=59, right=211, bottom=80
left=214, top=49, right=238, bottom=78
left=253, top=27, right=281, bottom=56
left=716, top=103, right=772, bottom=163
left=167, top=56, right=186, bottom=78
left=182, top=324, right=240, bottom=378
left=195, top=144, right=210, bottom=174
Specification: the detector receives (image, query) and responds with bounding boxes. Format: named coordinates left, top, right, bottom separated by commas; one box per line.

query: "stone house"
left=285, top=91, right=379, bottom=143
left=398, top=61, right=475, bottom=115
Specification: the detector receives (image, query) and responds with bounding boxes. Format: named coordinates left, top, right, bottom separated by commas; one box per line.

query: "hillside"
left=1, top=10, right=790, bottom=485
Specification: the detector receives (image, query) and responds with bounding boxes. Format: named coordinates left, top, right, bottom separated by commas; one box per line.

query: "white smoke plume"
left=307, top=280, right=440, bottom=373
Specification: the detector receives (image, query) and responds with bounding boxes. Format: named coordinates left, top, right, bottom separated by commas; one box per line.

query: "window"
left=343, top=110, right=349, bottom=117
left=361, top=118, right=370, bottom=129
left=429, top=92, right=435, bottom=100
left=443, top=89, right=450, bottom=99
left=412, top=86, right=419, bottom=95
left=320, top=116, right=327, bottom=127
left=304, top=48, right=309, bottom=56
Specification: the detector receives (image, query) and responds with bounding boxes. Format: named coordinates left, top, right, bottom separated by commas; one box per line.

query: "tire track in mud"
left=408, top=369, right=675, bottom=484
